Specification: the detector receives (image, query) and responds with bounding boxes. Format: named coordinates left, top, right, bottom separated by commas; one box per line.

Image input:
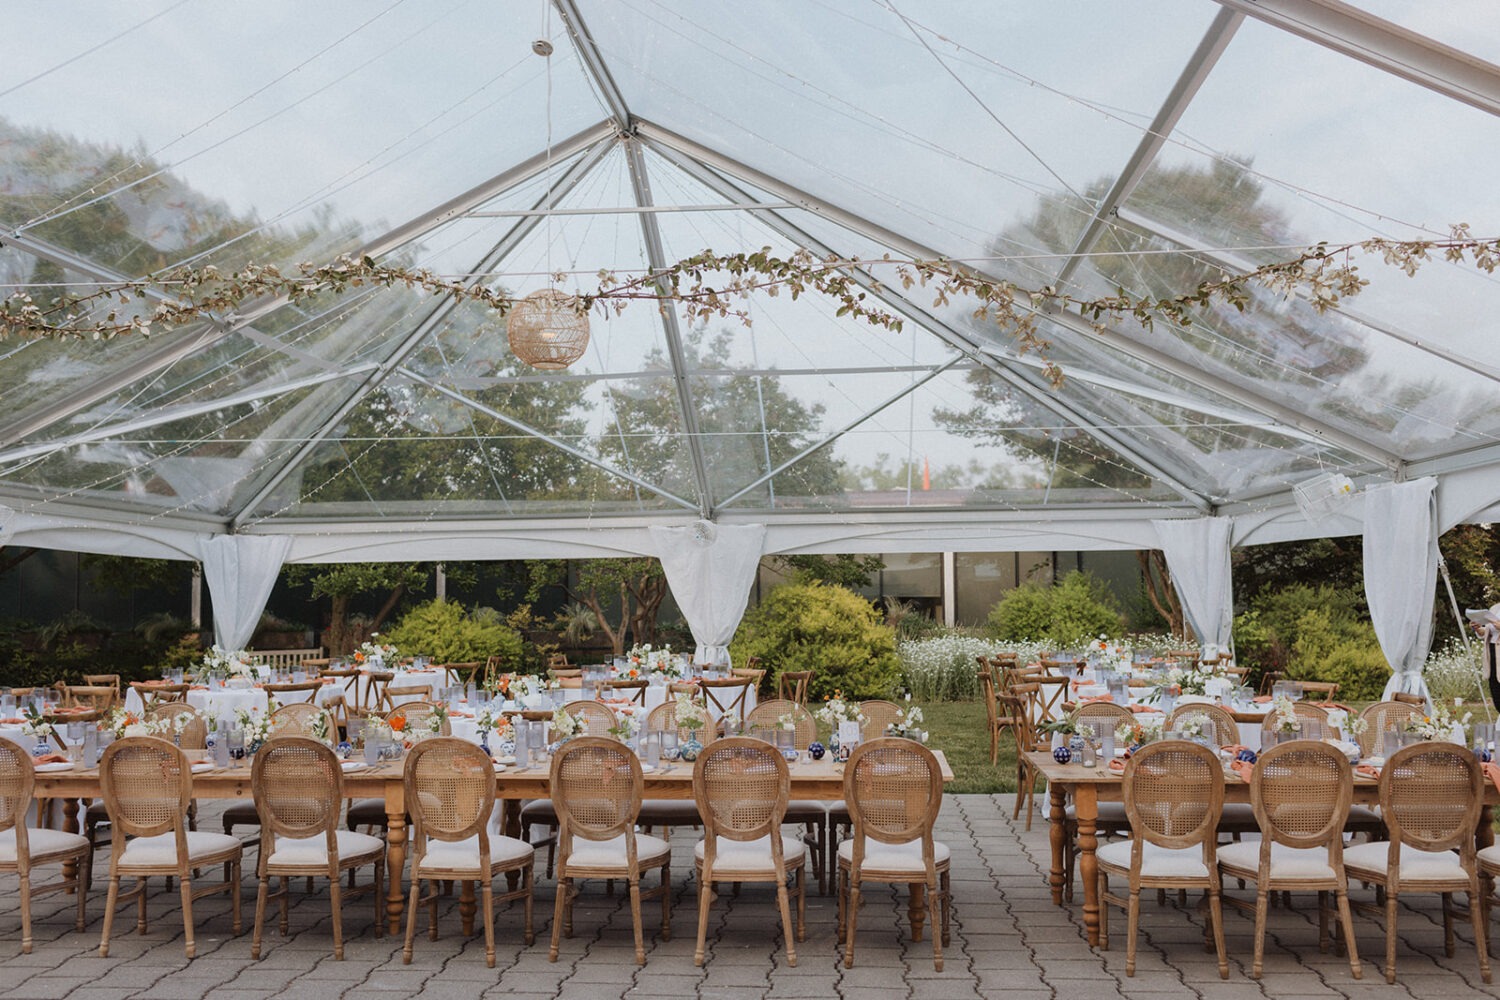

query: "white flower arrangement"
left=1270, top=694, right=1301, bottom=736
left=203, top=645, right=257, bottom=678
left=103, top=707, right=166, bottom=739
left=512, top=674, right=546, bottom=701
left=1405, top=699, right=1472, bottom=743
left=1116, top=718, right=1164, bottom=747
left=1090, top=634, right=1131, bottom=672
left=308, top=710, right=333, bottom=745
left=776, top=711, right=800, bottom=732
left=628, top=643, right=680, bottom=678
left=1174, top=714, right=1207, bottom=740
left=814, top=692, right=866, bottom=728
left=551, top=706, right=585, bottom=740
left=20, top=707, right=52, bottom=740
left=607, top=714, right=640, bottom=743
left=356, top=635, right=400, bottom=663
left=235, top=708, right=272, bottom=744
left=721, top=708, right=740, bottom=732
left=673, top=693, right=709, bottom=732
left=424, top=704, right=449, bottom=738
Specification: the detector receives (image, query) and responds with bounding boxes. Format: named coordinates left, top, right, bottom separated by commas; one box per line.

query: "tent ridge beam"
left=228, top=135, right=618, bottom=528
left=1213, top=0, right=1500, bottom=119
left=400, top=368, right=700, bottom=512
left=642, top=131, right=1217, bottom=511
left=1055, top=7, right=1242, bottom=288
left=623, top=138, right=713, bottom=519
left=553, top=0, right=632, bottom=126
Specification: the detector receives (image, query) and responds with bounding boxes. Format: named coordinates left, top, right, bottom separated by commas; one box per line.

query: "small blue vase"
left=336, top=740, right=354, bottom=759
left=31, top=741, right=50, bottom=758
left=680, top=735, right=704, bottom=762
left=1069, top=734, right=1086, bottom=756
left=1052, top=745, right=1072, bottom=764
left=808, top=741, right=826, bottom=761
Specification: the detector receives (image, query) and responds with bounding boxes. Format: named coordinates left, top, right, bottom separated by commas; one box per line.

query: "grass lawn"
left=914, top=698, right=1018, bottom=795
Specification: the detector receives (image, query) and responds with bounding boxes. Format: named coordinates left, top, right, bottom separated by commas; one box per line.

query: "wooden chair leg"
left=252, top=876, right=270, bottom=959
left=98, top=874, right=120, bottom=957
left=845, top=879, right=861, bottom=969
left=1472, top=884, right=1493, bottom=984
left=330, top=875, right=345, bottom=960
left=1336, top=887, right=1362, bottom=979
left=481, top=881, right=496, bottom=968
left=1384, top=889, right=1399, bottom=984
left=628, top=877, right=646, bottom=966
left=548, top=877, right=568, bottom=961
left=1125, top=889, right=1141, bottom=977
left=17, top=874, right=32, bottom=955
left=179, top=874, right=196, bottom=959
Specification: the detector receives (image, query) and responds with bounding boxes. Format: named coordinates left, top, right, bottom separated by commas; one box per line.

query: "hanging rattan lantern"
left=506, top=288, right=590, bottom=370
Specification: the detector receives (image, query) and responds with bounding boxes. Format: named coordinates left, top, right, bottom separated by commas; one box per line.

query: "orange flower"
left=388, top=712, right=406, bottom=733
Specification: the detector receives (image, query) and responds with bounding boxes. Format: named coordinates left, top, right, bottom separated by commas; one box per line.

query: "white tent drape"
left=1152, top=516, right=1234, bottom=651
left=648, top=521, right=766, bottom=667
left=199, top=534, right=292, bottom=651
left=1364, top=477, right=1439, bottom=701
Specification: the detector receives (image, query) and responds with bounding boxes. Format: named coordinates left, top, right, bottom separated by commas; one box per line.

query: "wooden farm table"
left=1027, top=751, right=1498, bottom=949
left=34, top=749, right=954, bottom=935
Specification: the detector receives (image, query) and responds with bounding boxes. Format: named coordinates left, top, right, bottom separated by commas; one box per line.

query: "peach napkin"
left=1107, top=758, right=1126, bottom=773
left=1316, top=701, right=1353, bottom=712
left=1079, top=694, right=1114, bottom=704
left=1129, top=704, right=1158, bottom=714
left=0, top=718, right=24, bottom=725
left=1483, top=762, right=1500, bottom=797
left=1356, top=763, right=1383, bottom=780
left=1221, top=744, right=1249, bottom=758
left=32, top=753, right=70, bottom=765
left=1252, top=695, right=1273, bottom=704
left=1229, top=760, right=1255, bottom=780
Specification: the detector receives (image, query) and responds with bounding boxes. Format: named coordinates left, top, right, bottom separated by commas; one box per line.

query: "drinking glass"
left=659, top=731, right=679, bottom=764
left=640, top=731, right=660, bottom=766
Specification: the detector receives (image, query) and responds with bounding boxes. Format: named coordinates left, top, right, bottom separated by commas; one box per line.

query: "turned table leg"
left=1049, top=784, right=1067, bottom=905
left=62, top=798, right=80, bottom=892
left=1076, top=784, right=1100, bottom=947
left=385, top=783, right=406, bottom=936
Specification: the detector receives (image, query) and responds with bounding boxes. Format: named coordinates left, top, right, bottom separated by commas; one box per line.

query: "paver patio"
left=0, top=794, right=1494, bottom=1000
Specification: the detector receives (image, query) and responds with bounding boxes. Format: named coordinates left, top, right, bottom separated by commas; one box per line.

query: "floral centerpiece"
left=235, top=708, right=273, bottom=749
left=673, top=693, right=709, bottom=734
left=607, top=713, right=640, bottom=743
left=354, top=635, right=400, bottom=665
left=1269, top=694, right=1302, bottom=737
left=629, top=643, right=680, bottom=678
left=418, top=704, right=449, bottom=741
left=551, top=706, right=585, bottom=740
left=104, top=707, right=165, bottom=739
left=889, top=702, right=926, bottom=742
left=20, top=707, right=53, bottom=745
left=1405, top=699, right=1472, bottom=743
left=814, top=691, right=865, bottom=730
left=512, top=674, right=549, bottom=706
left=302, top=709, right=332, bottom=746
left=202, top=645, right=257, bottom=684
left=1089, top=634, right=1131, bottom=673
left=1173, top=713, right=1207, bottom=741
left=1115, top=718, right=1164, bottom=750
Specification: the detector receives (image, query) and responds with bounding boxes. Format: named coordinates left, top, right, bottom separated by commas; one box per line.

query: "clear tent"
left=2, top=0, right=1500, bottom=565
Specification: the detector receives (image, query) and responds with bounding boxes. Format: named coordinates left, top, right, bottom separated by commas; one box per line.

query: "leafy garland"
left=2, top=225, right=1495, bottom=386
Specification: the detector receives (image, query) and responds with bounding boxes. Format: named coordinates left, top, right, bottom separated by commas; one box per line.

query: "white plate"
left=492, top=756, right=516, bottom=766
left=35, top=761, right=75, bottom=773
left=340, top=761, right=367, bottom=773
left=190, top=763, right=215, bottom=773
left=640, top=762, right=656, bottom=773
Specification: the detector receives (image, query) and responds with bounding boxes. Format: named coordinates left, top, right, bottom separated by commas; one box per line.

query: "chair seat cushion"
left=1217, top=840, right=1336, bottom=880
left=836, top=836, right=950, bottom=876
left=119, top=831, right=242, bottom=867
left=784, top=800, right=827, bottom=823
left=636, top=800, right=701, bottom=823
left=1476, top=844, right=1500, bottom=874
left=1064, top=802, right=1127, bottom=825
left=564, top=833, right=671, bottom=872
left=266, top=829, right=385, bottom=868
left=1096, top=839, right=1208, bottom=879
left=0, top=827, right=90, bottom=864
left=417, top=834, right=534, bottom=875
left=346, top=798, right=389, bottom=826
left=1344, top=841, right=1468, bottom=882
left=695, top=834, right=807, bottom=875
left=520, top=800, right=557, bottom=822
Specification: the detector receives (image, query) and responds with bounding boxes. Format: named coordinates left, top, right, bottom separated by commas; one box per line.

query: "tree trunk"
left=0, top=547, right=39, bottom=575
left=370, top=583, right=407, bottom=632
left=326, top=595, right=353, bottom=655
left=1138, top=550, right=1191, bottom=641
left=578, top=589, right=623, bottom=656
left=625, top=574, right=668, bottom=647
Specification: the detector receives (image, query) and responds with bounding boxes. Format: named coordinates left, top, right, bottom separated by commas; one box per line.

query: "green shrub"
left=985, top=571, right=1123, bottom=646
left=730, top=582, right=900, bottom=702
left=1285, top=607, right=1390, bottom=700
left=384, top=599, right=525, bottom=670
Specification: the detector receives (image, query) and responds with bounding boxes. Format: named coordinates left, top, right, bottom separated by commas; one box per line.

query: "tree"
left=599, top=326, right=845, bottom=506
left=524, top=558, right=668, bottom=656
left=282, top=562, right=429, bottom=655
left=1136, top=550, right=1187, bottom=639
left=773, top=553, right=884, bottom=590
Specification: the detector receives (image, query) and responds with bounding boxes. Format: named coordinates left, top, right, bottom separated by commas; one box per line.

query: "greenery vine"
left=3, top=224, right=1495, bottom=387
